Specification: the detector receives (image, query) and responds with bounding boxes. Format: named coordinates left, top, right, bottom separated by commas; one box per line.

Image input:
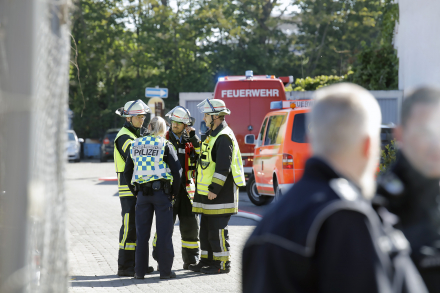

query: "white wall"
left=395, top=0, right=440, bottom=90
left=179, top=92, right=213, bottom=136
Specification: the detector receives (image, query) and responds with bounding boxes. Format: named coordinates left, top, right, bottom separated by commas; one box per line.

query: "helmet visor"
left=165, top=106, right=191, bottom=124
left=197, top=99, right=216, bottom=114
left=124, top=99, right=150, bottom=116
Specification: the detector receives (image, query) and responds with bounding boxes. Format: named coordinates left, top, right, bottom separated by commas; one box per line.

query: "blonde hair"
left=308, top=83, right=382, bottom=156
left=148, top=116, right=167, bottom=137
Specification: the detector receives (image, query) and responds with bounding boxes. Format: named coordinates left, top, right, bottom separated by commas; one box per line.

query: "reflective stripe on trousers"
left=119, top=213, right=129, bottom=249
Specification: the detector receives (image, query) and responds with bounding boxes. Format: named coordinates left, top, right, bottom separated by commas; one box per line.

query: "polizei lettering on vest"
left=221, top=89, right=280, bottom=98
left=132, top=145, right=160, bottom=157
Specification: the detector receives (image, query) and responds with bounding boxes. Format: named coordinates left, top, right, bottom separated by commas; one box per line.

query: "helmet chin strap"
left=208, top=114, right=220, bottom=135
left=129, top=117, right=140, bottom=129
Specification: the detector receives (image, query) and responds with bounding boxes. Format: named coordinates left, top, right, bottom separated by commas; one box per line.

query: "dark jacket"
left=242, top=157, right=427, bottom=293
left=377, top=152, right=440, bottom=292
left=193, top=121, right=237, bottom=216
left=167, top=129, right=200, bottom=186
left=167, top=129, right=200, bottom=211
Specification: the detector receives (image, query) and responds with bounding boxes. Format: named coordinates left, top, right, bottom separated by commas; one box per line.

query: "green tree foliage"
left=295, top=0, right=385, bottom=77
left=70, top=0, right=129, bottom=138
left=69, top=0, right=399, bottom=138
left=289, top=71, right=353, bottom=91
left=379, top=139, right=397, bottom=174
left=70, top=0, right=301, bottom=138
left=351, top=0, right=399, bottom=90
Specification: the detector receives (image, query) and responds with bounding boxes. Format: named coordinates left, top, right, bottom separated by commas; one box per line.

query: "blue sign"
left=145, top=87, right=168, bottom=98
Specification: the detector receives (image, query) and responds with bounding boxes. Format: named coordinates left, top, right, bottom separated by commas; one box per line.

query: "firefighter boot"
left=183, top=262, right=196, bottom=270
left=200, top=266, right=230, bottom=274
left=117, top=267, right=135, bottom=277
left=200, top=259, right=230, bottom=274
left=188, top=259, right=212, bottom=272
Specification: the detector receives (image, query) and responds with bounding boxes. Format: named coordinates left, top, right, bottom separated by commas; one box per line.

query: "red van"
left=244, top=100, right=312, bottom=205
left=214, top=71, right=294, bottom=179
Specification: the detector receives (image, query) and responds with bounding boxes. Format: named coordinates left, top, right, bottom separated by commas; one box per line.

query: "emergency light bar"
left=270, top=100, right=314, bottom=110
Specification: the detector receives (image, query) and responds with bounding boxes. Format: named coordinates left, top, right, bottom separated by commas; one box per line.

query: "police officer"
left=152, top=106, right=201, bottom=269
left=377, top=87, right=440, bottom=292
left=188, top=99, right=245, bottom=274
left=242, top=83, right=428, bottom=293
left=124, top=116, right=182, bottom=279
left=114, top=99, right=151, bottom=276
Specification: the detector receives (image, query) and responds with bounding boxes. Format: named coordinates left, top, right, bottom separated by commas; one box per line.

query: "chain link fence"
left=0, top=0, right=71, bottom=292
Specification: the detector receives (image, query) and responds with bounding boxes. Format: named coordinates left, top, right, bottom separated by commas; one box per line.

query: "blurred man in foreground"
left=242, top=83, right=427, bottom=293
left=377, top=87, right=440, bottom=292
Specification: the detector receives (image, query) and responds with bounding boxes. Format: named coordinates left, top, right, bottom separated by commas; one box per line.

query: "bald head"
left=308, top=83, right=382, bottom=198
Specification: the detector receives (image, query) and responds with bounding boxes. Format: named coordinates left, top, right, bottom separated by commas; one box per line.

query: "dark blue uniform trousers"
left=135, top=189, right=174, bottom=278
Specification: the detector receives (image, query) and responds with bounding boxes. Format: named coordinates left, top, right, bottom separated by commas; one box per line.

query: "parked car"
left=100, top=128, right=120, bottom=162
left=245, top=100, right=312, bottom=205
left=67, top=130, right=84, bottom=162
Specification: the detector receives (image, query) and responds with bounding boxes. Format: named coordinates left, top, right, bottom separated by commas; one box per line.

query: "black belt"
left=136, top=179, right=171, bottom=195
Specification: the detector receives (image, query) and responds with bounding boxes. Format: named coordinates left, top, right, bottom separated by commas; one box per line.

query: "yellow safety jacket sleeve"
left=208, top=134, right=233, bottom=195
left=116, top=134, right=133, bottom=162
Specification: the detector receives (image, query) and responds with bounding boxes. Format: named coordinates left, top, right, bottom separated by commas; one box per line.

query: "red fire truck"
left=212, top=71, right=294, bottom=179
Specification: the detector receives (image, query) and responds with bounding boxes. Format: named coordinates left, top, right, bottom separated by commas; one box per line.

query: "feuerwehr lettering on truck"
left=221, top=89, right=280, bottom=98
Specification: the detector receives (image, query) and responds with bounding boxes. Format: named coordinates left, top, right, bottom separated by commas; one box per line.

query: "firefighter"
left=152, top=106, right=201, bottom=269
left=124, top=116, right=182, bottom=279
left=376, top=87, right=440, bottom=292
left=114, top=99, right=153, bottom=277
left=188, top=99, right=245, bottom=274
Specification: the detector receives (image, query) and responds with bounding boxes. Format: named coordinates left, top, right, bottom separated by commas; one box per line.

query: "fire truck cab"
left=245, top=100, right=312, bottom=205
left=214, top=71, right=294, bottom=179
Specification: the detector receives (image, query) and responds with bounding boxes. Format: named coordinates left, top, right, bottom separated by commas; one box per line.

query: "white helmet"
left=165, top=106, right=195, bottom=126
left=197, top=99, right=231, bottom=115
left=115, top=100, right=150, bottom=117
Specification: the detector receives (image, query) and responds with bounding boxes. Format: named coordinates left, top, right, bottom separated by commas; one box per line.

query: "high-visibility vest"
left=196, top=126, right=245, bottom=196
left=130, top=135, right=173, bottom=184
left=114, top=127, right=138, bottom=173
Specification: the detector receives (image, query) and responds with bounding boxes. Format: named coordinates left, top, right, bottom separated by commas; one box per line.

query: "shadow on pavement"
left=96, top=181, right=118, bottom=185
left=70, top=270, right=210, bottom=287
left=71, top=275, right=118, bottom=281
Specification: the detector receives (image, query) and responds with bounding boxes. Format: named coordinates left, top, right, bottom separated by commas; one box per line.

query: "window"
left=264, top=115, right=286, bottom=146
left=68, top=132, right=76, bottom=141
left=255, top=118, right=268, bottom=148
left=380, top=127, right=393, bottom=150
left=106, top=132, right=118, bottom=141
left=291, top=113, right=307, bottom=143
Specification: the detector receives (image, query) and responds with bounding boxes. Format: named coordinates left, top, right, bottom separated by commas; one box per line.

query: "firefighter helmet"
left=115, top=100, right=150, bottom=117
left=165, top=106, right=195, bottom=126
left=197, top=99, right=231, bottom=116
